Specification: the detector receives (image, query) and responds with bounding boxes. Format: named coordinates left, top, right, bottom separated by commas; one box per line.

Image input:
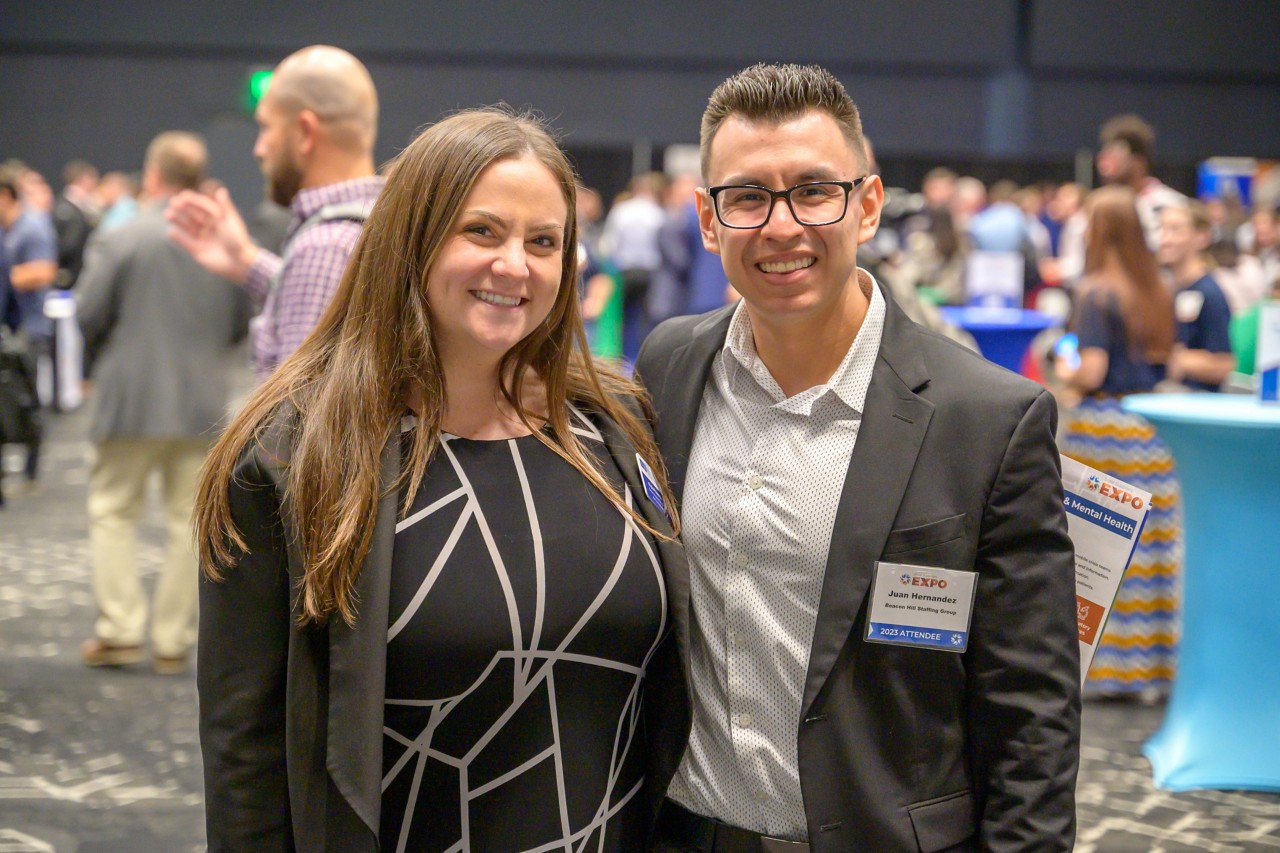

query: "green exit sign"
left=244, top=69, right=273, bottom=112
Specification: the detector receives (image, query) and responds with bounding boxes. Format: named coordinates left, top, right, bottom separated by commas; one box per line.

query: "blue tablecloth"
left=938, top=307, right=1056, bottom=373
left=1123, top=393, right=1280, bottom=792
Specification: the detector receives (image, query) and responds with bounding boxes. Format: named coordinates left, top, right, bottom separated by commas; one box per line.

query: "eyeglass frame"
left=705, top=176, right=869, bottom=229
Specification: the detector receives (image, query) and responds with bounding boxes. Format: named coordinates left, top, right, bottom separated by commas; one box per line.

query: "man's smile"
left=757, top=256, right=816, bottom=274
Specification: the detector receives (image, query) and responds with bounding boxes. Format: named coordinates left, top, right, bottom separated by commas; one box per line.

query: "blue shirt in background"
left=1175, top=274, right=1233, bottom=393
left=1, top=209, right=58, bottom=338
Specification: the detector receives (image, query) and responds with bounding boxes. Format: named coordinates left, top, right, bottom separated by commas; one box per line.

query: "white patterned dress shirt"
left=668, top=274, right=886, bottom=840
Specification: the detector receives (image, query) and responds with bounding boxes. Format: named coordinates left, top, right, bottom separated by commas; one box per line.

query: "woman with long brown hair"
left=1056, top=185, right=1181, bottom=701
left=196, top=108, right=687, bottom=852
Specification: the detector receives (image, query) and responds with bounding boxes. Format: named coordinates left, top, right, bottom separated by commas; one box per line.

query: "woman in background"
left=195, top=108, right=684, bottom=852
left=1056, top=185, right=1181, bottom=701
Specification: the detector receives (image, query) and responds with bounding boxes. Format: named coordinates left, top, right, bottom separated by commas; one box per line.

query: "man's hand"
left=166, top=187, right=261, bottom=285
left=9, top=260, right=58, bottom=292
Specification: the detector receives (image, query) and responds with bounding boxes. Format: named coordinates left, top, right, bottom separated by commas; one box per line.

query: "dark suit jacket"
left=635, top=284, right=1081, bottom=853
left=53, top=193, right=93, bottom=289
left=198, top=405, right=691, bottom=852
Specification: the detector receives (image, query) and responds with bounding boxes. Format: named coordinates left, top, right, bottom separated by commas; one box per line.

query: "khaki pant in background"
left=87, top=437, right=209, bottom=658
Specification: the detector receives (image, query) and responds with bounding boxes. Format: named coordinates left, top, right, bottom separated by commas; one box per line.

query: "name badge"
left=635, top=454, right=668, bottom=520
left=865, top=562, right=978, bottom=652
left=1175, top=289, right=1205, bottom=324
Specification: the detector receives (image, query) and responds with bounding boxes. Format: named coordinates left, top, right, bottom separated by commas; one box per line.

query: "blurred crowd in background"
left=4, top=111, right=1278, bottom=507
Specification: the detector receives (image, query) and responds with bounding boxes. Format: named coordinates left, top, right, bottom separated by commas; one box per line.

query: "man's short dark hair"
left=924, top=167, right=957, bottom=185
left=0, top=166, right=20, bottom=201
left=989, top=179, right=1019, bottom=204
left=700, top=63, right=866, bottom=179
left=145, top=131, right=208, bottom=191
left=62, top=158, right=97, bottom=186
left=1099, top=114, right=1155, bottom=163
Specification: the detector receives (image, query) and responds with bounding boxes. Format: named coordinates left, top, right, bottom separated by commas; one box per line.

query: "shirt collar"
left=723, top=269, right=886, bottom=416
left=290, top=175, right=386, bottom=223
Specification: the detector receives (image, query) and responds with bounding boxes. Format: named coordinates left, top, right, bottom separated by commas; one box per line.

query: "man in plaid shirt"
left=168, top=45, right=384, bottom=379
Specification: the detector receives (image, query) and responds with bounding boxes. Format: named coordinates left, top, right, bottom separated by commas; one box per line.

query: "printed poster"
left=1060, top=454, right=1152, bottom=686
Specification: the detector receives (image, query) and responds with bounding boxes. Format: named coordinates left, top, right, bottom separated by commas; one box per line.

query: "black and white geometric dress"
left=380, top=408, right=666, bottom=852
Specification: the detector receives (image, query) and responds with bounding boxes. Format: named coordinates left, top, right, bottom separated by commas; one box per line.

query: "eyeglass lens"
left=716, top=182, right=850, bottom=228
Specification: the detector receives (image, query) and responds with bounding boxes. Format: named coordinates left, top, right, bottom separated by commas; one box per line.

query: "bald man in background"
left=167, top=45, right=382, bottom=378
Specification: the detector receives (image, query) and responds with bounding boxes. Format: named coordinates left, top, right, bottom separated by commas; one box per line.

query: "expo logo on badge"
left=899, top=571, right=948, bottom=590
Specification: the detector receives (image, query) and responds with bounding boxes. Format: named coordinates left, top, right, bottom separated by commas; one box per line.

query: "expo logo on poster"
left=1083, top=475, right=1144, bottom=510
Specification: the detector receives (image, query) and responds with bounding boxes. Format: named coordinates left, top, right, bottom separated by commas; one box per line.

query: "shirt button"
left=737, top=713, right=753, bottom=727
left=746, top=473, right=763, bottom=491
left=733, top=552, right=749, bottom=567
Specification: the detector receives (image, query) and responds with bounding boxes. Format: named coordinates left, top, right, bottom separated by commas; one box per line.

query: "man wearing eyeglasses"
left=637, top=64, right=1080, bottom=852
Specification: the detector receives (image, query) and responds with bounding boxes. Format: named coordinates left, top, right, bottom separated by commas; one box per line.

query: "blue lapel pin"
left=635, top=453, right=668, bottom=520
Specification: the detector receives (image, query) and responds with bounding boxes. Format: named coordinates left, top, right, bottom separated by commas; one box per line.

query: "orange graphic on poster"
left=1077, top=595, right=1105, bottom=645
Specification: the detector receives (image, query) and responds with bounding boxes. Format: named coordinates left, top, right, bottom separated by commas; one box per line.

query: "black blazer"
left=198, top=405, right=691, bottom=852
left=635, top=285, right=1081, bottom=853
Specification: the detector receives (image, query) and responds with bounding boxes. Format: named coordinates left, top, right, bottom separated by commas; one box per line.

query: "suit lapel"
left=654, top=307, right=734, bottom=504
left=801, top=293, right=935, bottom=718
left=326, top=431, right=399, bottom=838
left=598, top=413, right=691, bottom=665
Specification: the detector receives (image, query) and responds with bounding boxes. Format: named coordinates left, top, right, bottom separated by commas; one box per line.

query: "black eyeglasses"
left=707, top=177, right=868, bottom=229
